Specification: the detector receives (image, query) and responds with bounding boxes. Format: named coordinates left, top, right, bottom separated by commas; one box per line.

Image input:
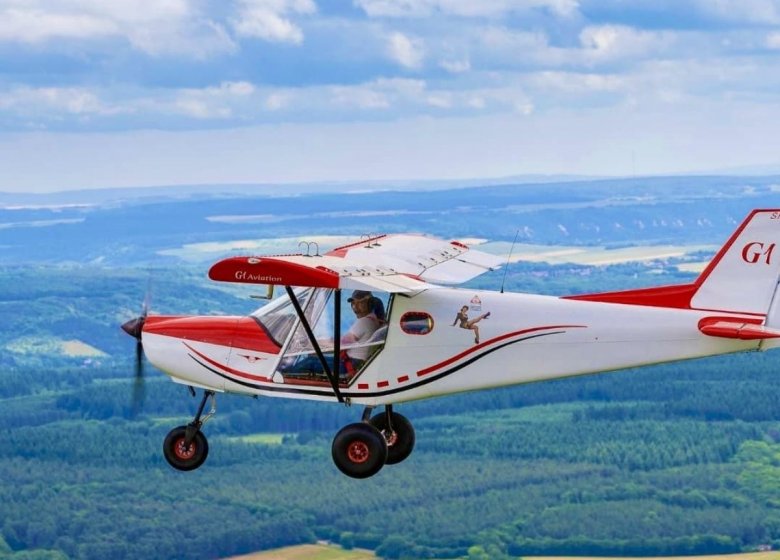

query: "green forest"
left=2, top=260, right=780, bottom=560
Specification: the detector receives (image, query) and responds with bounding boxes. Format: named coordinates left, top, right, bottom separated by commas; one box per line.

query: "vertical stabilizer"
left=692, top=210, right=780, bottom=316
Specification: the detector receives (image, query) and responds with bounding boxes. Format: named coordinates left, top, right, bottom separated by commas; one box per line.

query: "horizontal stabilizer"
left=698, top=317, right=780, bottom=340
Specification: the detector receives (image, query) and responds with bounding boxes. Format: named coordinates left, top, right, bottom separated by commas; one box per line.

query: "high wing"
left=208, top=234, right=504, bottom=292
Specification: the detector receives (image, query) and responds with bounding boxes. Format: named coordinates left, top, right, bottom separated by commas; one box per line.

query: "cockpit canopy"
left=252, top=287, right=390, bottom=385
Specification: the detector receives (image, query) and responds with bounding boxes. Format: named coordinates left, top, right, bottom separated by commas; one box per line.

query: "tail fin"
left=565, top=209, right=780, bottom=318
left=692, top=209, right=780, bottom=318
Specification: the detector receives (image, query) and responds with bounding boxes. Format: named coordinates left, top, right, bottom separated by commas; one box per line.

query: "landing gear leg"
left=163, top=390, right=216, bottom=471
left=369, top=405, right=415, bottom=465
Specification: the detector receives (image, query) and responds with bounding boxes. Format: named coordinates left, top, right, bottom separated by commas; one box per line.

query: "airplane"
left=122, top=209, right=780, bottom=479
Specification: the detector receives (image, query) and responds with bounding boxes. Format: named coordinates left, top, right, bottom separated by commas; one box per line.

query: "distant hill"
left=2, top=174, right=780, bottom=265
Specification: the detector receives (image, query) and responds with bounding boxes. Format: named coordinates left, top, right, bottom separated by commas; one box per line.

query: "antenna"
left=500, top=229, right=520, bottom=294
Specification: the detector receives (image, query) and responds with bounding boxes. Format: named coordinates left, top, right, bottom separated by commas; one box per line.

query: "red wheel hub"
left=173, top=437, right=197, bottom=460
left=383, top=430, right=398, bottom=447
left=346, top=440, right=370, bottom=464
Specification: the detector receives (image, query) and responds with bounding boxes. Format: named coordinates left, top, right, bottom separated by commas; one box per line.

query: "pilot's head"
left=348, top=290, right=372, bottom=316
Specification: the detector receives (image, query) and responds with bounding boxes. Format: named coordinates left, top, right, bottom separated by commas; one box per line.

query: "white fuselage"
left=143, top=287, right=758, bottom=406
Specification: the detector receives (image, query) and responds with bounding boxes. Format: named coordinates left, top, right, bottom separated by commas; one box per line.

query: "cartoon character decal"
left=452, top=297, right=491, bottom=344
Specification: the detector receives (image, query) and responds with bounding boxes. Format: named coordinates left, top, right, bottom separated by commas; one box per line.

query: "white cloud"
left=328, top=78, right=426, bottom=109
left=579, top=25, right=670, bottom=62
left=0, top=0, right=236, bottom=57
left=530, top=71, right=625, bottom=94
left=0, top=86, right=119, bottom=115
left=767, top=32, right=780, bottom=49
left=231, top=0, right=316, bottom=44
left=175, top=98, right=230, bottom=119
left=440, top=58, right=471, bottom=73
left=265, top=92, right=291, bottom=110
left=330, top=87, right=390, bottom=109
left=695, top=0, right=780, bottom=25
left=387, top=32, right=424, bottom=69
left=477, top=27, right=557, bottom=64
left=172, top=81, right=257, bottom=119
left=426, top=93, right=452, bottom=108
left=0, top=9, right=117, bottom=42
left=468, top=96, right=486, bottom=109
left=355, top=0, right=579, bottom=18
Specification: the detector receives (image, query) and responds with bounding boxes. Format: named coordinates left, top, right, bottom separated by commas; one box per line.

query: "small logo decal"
left=237, top=354, right=265, bottom=363
left=741, top=242, right=775, bottom=265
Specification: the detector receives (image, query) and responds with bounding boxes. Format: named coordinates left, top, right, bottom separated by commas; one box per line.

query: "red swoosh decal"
left=183, top=342, right=271, bottom=383
left=417, top=325, right=585, bottom=377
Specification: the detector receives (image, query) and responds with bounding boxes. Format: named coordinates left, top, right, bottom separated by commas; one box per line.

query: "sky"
left=2, top=0, right=780, bottom=192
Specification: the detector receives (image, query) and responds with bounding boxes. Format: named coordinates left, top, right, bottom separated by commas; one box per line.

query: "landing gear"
left=332, top=422, right=388, bottom=479
left=163, top=425, right=209, bottom=471
left=331, top=405, right=415, bottom=478
left=369, top=408, right=415, bottom=465
left=163, top=390, right=215, bottom=472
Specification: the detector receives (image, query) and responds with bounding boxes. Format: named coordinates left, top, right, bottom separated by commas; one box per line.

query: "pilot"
left=341, top=290, right=381, bottom=371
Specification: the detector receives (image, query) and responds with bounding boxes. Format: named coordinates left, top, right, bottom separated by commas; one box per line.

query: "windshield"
left=250, top=288, right=311, bottom=346
left=285, top=288, right=333, bottom=356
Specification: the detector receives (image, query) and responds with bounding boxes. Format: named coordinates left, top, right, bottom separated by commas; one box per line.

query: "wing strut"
left=284, top=286, right=345, bottom=403
left=333, top=288, right=342, bottom=379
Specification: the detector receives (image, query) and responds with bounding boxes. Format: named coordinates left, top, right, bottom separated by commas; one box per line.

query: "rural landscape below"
left=2, top=175, right=780, bottom=559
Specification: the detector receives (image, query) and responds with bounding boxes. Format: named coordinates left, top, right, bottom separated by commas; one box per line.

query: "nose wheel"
left=163, top=390, right=215, bottom=472
left=331, top=406, right=415, bottom=478
left=163, top=425, right=209, bottom=471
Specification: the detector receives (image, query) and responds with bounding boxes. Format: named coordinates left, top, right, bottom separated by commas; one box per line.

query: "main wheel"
left=332, top=423, right=388, bottom=479
left=163, top=425, right=209, bottom=471
left=369, top=411, right=415, bottom=465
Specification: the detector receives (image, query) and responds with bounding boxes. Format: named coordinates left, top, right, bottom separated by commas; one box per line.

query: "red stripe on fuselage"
left=183, top=342, right=271, bottom=383
left=416, top=325, right=584, bottom=377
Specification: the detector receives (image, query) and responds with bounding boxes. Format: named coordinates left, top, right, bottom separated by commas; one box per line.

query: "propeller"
left=121, top=289, right=151, bottom=416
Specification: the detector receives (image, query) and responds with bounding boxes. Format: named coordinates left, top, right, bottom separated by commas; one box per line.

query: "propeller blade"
left=124, top=283, right=152, bottom=417
left=141, top=280, right=152, bottom=319
left=131, top=339, right=146, bottom=417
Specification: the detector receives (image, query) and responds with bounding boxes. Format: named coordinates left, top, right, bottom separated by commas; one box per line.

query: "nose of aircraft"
left=121, top=316, right=145, bottom=340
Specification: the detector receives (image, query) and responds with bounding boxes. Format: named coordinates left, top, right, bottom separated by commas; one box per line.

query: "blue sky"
left=2, top=0, right=780, bottom=192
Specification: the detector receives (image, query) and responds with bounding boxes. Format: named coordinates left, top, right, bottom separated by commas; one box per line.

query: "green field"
left=228, top=545, right=780, bottom=560
left=227, top=433, right=288, bottom=445
left=528, top=555, right=780, bottom=560
left=228, top=543, right=375, bottom=559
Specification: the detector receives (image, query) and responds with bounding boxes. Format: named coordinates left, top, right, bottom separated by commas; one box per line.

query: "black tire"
left=369, top=411, right=415, bottom=465
left=332, top=422, right=388, bottom=479
left=163, top=425, right=209, bottom=471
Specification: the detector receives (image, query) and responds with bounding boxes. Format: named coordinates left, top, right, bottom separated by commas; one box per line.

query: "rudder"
left=692, top=209, right=780, bottom=317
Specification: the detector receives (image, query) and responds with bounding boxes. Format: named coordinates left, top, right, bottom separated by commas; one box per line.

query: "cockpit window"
left=276, top=290, right=391, bottom=385
left=250, top=288, right=311, bottom=346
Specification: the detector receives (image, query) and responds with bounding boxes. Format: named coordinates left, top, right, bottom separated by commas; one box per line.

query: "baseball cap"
left=347, top=290, right=372, bottom=302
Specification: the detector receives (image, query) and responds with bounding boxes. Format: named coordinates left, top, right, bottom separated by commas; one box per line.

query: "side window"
left=400, top=311, right=433, bottom=335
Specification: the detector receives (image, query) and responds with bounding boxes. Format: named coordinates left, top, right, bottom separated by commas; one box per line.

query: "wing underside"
left=208, top=234, right=504, bottom=292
